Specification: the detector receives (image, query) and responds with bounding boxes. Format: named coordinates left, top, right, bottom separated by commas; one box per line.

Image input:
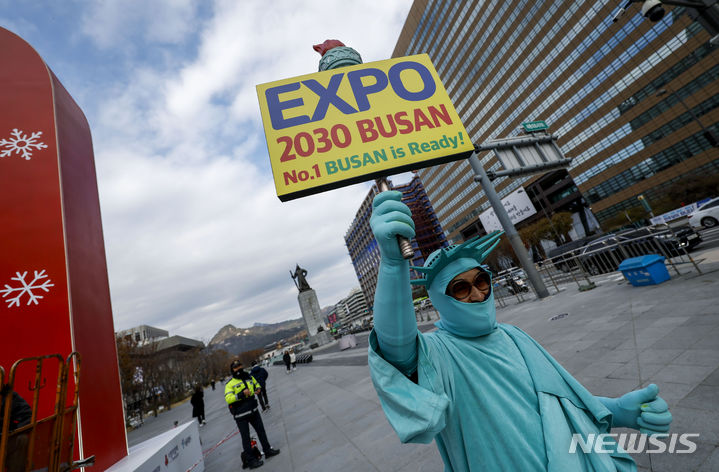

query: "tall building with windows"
left=344, top=175, right=447, bottom=309
left=333, top=287, right=371, bottom=327
left=345, top=184, right=381, bottom=310
left=394, top=0, right=719, bottom=242
left=394, top=174, right=450, bottom=261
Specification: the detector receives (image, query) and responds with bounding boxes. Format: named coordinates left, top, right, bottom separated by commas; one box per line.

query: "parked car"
left=620, top=226, right=701, bottom=254
left=496, top=268, right=529, bottom=294
left=547, top=236, right=600, bottom=272
left=688, top=197, right=719, bottom=229
left=655, top=225, right=702, bottom=251
left=577, top=227, right=694, bottom=275
left=577, top=235, right=626, bottom=275
left=498, top=275, right=529, bottom=294
left=497, top=267, right=526, bottom=278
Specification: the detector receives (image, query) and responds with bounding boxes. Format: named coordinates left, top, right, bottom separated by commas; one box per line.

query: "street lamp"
left=613, top=1, right=719, bottom=45
left=656, top=88, right=719, bottom=147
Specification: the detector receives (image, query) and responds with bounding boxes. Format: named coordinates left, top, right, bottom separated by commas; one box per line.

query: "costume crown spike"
left=410, top=231, right=503, bottom=287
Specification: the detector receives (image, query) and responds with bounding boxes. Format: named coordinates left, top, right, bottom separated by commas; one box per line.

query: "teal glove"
left=370, top=191, right=418, bottom=376
left=598, top=384, right=672, bottom=434
left=370, top=191, right=415, bottom=263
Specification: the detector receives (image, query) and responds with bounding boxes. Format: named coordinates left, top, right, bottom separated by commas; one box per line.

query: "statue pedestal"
left=310, top=330, right=331, bottom=347
left=298, top=289, right=329, bottom=346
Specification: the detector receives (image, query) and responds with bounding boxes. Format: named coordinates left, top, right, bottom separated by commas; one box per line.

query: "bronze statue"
left=290, top=264, right=311, bottom=292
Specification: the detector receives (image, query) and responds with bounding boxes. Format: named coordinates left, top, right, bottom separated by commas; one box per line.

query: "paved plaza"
left=128, top=243, right=719, bottom=472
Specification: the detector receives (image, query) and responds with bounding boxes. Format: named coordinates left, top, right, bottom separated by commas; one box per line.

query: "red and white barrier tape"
left=184, top=430, right=239, bottom=472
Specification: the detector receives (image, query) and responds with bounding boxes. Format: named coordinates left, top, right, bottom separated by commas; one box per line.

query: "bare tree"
left=116, top=337, right=232, bottom=423
left=550, top=212, right=574, bottom=243
left=234, top=348, right=265, bottom=367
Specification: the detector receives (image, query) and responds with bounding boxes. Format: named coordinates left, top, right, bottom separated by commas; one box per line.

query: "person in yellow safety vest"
left=225, top=359, right=280, bottom=469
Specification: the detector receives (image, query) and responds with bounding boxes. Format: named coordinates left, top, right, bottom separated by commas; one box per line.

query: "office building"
left=334, top=287, right=371, bottom=327
left=153, top=335, right=205, bottom=353
left=345, top=174, right=447, bottom=309
left=394, top=174, right=450, bottom=260
left=117, top=325, right=168, bottom=344
left=394, top=0, right=719, bottom=242
left=117, top=325, right=204, bottom=352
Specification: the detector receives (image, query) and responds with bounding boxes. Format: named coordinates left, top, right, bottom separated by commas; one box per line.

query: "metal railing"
left=0, top=353, right=89, bottom=472
left=404, top=226, right=702, bottom=312
left=493, top=226, right=702, bottom=304
left=414, top=305, right=437, bottom=322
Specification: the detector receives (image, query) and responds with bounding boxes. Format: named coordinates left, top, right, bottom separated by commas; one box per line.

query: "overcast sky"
left=2, top=1, right=414, bottom=341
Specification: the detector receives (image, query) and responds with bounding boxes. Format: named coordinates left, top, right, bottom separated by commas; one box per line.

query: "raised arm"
left=369, top=191, right=418, bottom=376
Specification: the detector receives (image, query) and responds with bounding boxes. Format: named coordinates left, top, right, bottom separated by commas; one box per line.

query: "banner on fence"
left=649, top=198, right=712, bottom=225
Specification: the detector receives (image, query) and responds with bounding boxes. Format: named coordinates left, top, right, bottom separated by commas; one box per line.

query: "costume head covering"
left=411, top=231, right=502, bottom=338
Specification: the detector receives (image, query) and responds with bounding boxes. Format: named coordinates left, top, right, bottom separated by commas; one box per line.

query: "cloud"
left=65, top=1, right=414, bottom=339
left=101, top=147, right=372, bottom=337
left=80, top=0, right=201, bottom=50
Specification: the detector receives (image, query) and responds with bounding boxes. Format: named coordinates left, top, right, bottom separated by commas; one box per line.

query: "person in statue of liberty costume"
left=368, top=191, right=672, bottom=471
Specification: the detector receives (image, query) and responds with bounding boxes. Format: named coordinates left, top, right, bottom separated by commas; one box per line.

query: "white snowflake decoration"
left=0, top=128, right=48, bottom=160
left=1, top=270, right=55, bottom=308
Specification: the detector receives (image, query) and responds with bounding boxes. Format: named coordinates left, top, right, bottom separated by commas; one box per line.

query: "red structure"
left=312, top=39, right=345, bottom=56
left=0, top=27, right=127, bottom=468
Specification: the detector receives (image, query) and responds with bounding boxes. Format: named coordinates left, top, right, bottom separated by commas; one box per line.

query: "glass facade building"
left=394, top=174, right=450, bottom=264
left=344, top=184, right=381, bottom=310
left=344, top=175, right=447, bottom=309
left=393, top=0, right=719, bottom=242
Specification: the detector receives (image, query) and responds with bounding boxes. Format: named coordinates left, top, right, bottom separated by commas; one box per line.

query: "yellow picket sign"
left=256, top=54, right=473, bottom=201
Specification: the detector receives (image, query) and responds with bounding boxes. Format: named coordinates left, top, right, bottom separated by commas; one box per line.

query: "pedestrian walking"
left=282, top=350, right=291, bottom=374
left=225, top=359, right=280, bottom=469
left=210, top=379, right=216, bottom=391
left=368, top=190, right=672, bottom=471
left=289, top=349, right=297, bottom=372
left=250, top=360, right=270, bottom=411
left=190, top=385, right=206, bottom=426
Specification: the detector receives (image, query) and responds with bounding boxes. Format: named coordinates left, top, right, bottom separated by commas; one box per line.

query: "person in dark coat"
left=190, top=385, right=206, bottom=426
left=250, top=361, right=270, bottom=411
left=282, top=350, right=291, bottom=374
left=0, top=387, right=32, bottom=472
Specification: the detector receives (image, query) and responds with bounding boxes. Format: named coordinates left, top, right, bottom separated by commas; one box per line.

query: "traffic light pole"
left=468, top=151, right=550, bottom=299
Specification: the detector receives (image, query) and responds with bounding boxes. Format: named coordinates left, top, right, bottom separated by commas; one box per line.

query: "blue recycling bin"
left=618, top=254, right=670, bottom=287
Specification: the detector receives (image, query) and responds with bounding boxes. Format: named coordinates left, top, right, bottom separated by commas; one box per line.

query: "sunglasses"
left=446, top=271, right=491, bottom=301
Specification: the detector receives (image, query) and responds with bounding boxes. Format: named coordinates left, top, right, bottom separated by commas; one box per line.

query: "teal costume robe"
left=368, top=324, right=637, bottom=472
left=367, top=194, right=663, bottom=471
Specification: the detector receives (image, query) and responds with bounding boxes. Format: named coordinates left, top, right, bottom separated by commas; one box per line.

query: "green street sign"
left=522, top=120, right=548, bottom=133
